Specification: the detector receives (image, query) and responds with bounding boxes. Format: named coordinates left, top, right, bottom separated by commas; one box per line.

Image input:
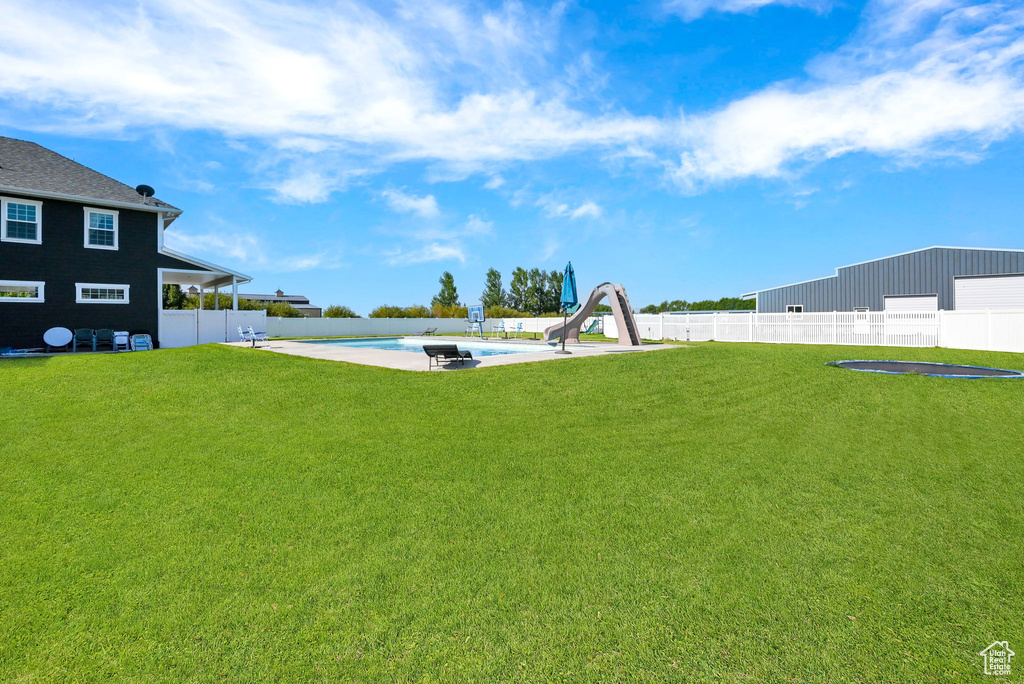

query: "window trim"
left=83, top=207, right=119, bottom=250
left=0, top=279, right=45, bottom=303
left=1, top=197, right=43, bottom=245
left=76, top=282, right=130, bottom=304
left=785, top=304, right=803, bottom=314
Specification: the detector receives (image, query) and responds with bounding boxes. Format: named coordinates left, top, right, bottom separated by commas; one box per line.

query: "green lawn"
left=1, top=343, right=1022, bottom=682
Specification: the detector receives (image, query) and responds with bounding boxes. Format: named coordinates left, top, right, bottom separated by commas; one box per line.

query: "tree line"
left=638, top=297, right=754, bottom=313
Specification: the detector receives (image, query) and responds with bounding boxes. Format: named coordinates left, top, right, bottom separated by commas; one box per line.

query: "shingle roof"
left=0, top=136, right=180, bottom=212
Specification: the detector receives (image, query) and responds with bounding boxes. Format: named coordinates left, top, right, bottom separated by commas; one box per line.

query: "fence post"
left=748, top=313, right=753, bottom=342
left=987, top=309, right=992, bottom=349
left=712, top=313, right=718, bottom=341
left=832, top=311, right=837, bottom=345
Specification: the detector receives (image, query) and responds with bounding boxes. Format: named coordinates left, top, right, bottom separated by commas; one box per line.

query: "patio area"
left=223, top=335, right=676, bottom=370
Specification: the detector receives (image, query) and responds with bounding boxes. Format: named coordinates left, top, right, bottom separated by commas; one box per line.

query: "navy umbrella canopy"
left=557, top=262, right=578, bottom=353
left=560, top=262, right=578, bottom=312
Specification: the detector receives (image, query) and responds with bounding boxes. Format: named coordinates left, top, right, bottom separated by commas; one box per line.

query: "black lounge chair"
left=417, top=327, right=438, bottom=336
left=423, top=344, right=472, bottom=369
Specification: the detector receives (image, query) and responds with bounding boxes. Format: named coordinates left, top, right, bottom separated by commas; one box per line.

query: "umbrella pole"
left=555, top=308, right=571, bottom=354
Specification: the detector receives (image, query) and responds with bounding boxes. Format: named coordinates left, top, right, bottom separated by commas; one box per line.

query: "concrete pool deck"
left=224, top=335, right=679, bottom=371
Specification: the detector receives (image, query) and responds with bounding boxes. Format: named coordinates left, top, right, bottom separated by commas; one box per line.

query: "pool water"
left=299, top=337, right=556, bottom=357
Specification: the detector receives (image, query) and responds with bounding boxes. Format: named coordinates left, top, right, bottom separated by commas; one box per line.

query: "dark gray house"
left=743, top=247, right=1024, bottom=313
left=0, top=137, right=251, bottom=348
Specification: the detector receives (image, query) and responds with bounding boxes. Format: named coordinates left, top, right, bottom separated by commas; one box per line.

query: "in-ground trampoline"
left=827, top=360, right=1024, bottom=379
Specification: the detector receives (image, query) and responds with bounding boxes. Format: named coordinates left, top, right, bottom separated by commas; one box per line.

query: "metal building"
left=743, top=246, right=1024, bottom=313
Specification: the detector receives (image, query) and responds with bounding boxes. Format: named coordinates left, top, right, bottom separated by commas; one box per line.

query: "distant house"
left=0, top=137, right=251, bottom=349
left=238, top=289, right=322, bottom=317
left=743, top=246, right=1024, bottom=313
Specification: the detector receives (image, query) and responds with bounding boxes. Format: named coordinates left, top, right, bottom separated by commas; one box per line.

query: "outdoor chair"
left=130, top=334, right=153, bottom=351
left=416, top=327, right=438, bottom=336
left=423, top=344, right=473, bottom=370
left=72, top=328, right=96, bottom=352
left=248, top=326, right=269, bottom=347
left=509, top=322, right=523, bottom=339
left=237, top=326, right=254, bottom=344
left=112, top=331, right=131, bottom=352
left=491, top=321, right=505, bottom=338
left=95, top=328, right=115, bottom=350
left=465, top=322, right=480, bottom=337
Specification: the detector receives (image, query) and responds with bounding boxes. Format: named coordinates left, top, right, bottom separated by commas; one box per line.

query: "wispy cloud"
left=664, top=0, right=831, bottom=22
left=0, top=0, right=1021, bottom=199
left=381, top=188, right=441, bottom=218
left=667, top=0, right=1024, bottom=188
left=165, top=225, right=340, bottom=273
left=384, top=242, right=466, bottom=265
left=537, top=196, right=604, bottom=220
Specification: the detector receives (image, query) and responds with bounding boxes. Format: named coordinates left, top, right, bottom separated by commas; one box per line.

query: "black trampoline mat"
left=831, top=360, right=1024, bottom=378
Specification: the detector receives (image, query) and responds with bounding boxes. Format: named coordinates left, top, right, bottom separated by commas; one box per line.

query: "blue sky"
left=1, top=0, right=1022, bottom=314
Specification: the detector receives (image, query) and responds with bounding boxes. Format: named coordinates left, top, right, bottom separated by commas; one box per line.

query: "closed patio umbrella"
left=556, top=262, right=578, bottom=354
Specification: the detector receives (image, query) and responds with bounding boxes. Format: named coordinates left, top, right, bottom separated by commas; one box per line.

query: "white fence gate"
left=606, top=310, right=1024, bottom=354
left=159, top=309, right=267, bottom=348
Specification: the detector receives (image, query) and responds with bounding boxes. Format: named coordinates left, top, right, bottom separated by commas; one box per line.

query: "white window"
left=786, top=304, right=803, bottom=313
left=76, top=283, right=130, bottom=304
left=0, top=280, right=44, bottom=303
left=1, top=197, right=42, bottom=244
left=84, top=208, right=118, bottom=250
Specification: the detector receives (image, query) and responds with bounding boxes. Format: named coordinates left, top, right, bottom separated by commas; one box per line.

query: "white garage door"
left=884, top=294, right=938, bottom=312
left=955, top=274, right=1024, bottom=310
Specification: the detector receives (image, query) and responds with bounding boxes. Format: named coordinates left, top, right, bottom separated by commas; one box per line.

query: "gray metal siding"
left=755, top=248, right=1024, bottom=312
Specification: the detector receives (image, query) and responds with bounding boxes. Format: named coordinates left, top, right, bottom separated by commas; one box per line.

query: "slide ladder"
left=543, top=282, right=643, bottom=346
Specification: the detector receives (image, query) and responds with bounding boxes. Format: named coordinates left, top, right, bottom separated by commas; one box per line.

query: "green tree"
left=162, top=284, right=187, bottom=310
left=323, top=305, right=360, bottom=318
left=405, top=304, right=433, bottom=318
left=370, top=305, right=407, bottom=318
left=508, top=267, right=529, bottom=311
left=265, top=301, right=305, bottom=317
left=545, top=269, right=563, bottom=313
left=431, top=271, right=459, bottom=309
left=481, top=268, right=506, bottom=309
left=526, top=268, right=547, bottom=315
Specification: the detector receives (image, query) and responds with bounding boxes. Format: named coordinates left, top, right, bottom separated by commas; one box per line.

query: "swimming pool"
left=298, top=337, right=555, bottom=357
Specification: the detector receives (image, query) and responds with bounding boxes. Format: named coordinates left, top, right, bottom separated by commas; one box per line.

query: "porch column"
left=199, top=287, right=203, bottom=310
left=214, top=286, right=220, bottom=310
left=232, top=277, right=238, bottom=310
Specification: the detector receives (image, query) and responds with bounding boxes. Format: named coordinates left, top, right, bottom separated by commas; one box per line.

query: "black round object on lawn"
left=827, top=360, right=1024, bottom=379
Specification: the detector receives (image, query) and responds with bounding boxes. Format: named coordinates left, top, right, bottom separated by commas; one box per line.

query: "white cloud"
left=384, top=242, right=466, bottom=265
left=667, top=0, right=1024, bottom=189
left=664, top=0, right=830, bottom=22
left=569, top=201, right=602, bottom=219
left=484, top=175, right=506, bottom=189
left=381, top=189, right=441, bottom=218
left=537, top=196, right=603, bottom=220
left=165, top=225, right=339, bottom=273
left=463, top=215, right=494, bottom=235
left=0, top=0, right=1021, bottom=199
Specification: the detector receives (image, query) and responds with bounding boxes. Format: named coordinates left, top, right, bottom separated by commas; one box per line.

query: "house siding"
left=755, top=248, right=1024, bottom=313
left=0, top=193, right=196, bottom=348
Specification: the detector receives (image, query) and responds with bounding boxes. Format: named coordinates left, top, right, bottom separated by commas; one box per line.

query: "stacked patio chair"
left=72, top=328, right=95, bottom=352
left=95, top=329, right=115, bottom=350
left=130, top=334, right=154, bottom=351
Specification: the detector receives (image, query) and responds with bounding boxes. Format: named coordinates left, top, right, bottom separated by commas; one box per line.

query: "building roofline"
left=161, top=247, right=252, bottom=283
left=746, top=246, right=1024, bottom=295
left=0, top=183, right=182, bottom=216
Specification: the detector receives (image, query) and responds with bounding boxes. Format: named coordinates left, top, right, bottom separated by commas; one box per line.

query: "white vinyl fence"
left=263, top=316, right=600, bottom=339
left=160, top=309, right=267, bottom=348
left=605, top=310, right=1024, bottom=353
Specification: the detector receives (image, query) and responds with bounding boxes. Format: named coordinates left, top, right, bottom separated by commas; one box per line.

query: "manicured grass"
left=1, top=342, right=1022, bottom=681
